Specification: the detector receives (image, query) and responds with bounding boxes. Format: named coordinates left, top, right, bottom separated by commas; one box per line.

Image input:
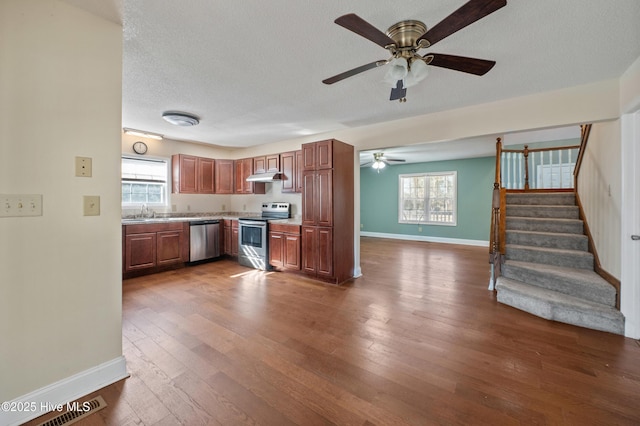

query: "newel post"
left=489, top=137, right=503, bottom=290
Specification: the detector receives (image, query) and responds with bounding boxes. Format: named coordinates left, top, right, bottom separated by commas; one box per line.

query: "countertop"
left=122, top=214, right=301, bottom=226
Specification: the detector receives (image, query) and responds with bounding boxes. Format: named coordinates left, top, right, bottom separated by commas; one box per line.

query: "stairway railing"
left=488, top=129, right=586, bottom=290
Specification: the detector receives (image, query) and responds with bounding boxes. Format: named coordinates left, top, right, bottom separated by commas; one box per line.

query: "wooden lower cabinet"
left=301, top=226, right=333, bottom=278
left=125, top=232, right=156, bottom=271
left=123, top=222, right=189, bottom=278
left=269, top=223, right=301, bottom=271
left=223, top=219, right=238, bottom=256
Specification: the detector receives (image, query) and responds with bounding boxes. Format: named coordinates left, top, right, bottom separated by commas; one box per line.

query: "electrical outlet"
left=0, top=194, right=43, bottom=217
left=222, top=204, right=226, bottom=211
left=83, top=195, right=100, bottom=216
left=75, top=157, right=92, bottom=177
left=360, top=223, right=364, bottom=229
left=418, top=226, right=422, bottom=232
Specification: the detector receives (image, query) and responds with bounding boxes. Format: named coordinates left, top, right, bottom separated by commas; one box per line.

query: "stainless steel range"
left=238, top=202, right=290, bottom=270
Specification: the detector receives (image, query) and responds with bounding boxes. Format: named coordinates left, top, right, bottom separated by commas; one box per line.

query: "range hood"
left=245, top=172, right=282, bottom=182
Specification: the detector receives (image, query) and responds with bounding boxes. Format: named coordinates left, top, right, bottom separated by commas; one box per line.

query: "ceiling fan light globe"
left=384, top=57, right=409, bottom=87
left=372, top=160, right=386, bottom=170
left=403, top=59, right=429, bottom=88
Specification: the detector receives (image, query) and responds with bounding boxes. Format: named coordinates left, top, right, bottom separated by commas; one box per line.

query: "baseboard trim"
left=1, top=356, right=129, bottom=426
left=361, top=231, right=489, bottom=247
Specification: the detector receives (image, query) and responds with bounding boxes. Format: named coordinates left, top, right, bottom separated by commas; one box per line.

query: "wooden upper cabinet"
left=198, top=157, right=215, bottom=194
left=316, top=169, right=333, bottom=227
left=172, top=154, right=215, bottom=194
left=235, top=158, right=265, bottom=194
left=253, top=156, right=266, bottom=174
left=295, top=150, right=303, bottom=193
left=214, top=159, right=234, bottom=194
left=254, top=154, right=280, bottom=174
left=172, top=154, right=198, bottom=193
left=302, top=140, right=333, bottom=171
left=281, top=151, right=295, bottom=193
left=266, top=154, right=280, bottom=172
left=315, top=140, right=333, bottom=169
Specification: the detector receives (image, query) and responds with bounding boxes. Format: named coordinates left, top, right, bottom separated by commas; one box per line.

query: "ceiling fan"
left=361, top=152, right=406, bottom=172
left=322, top=0, right=507, bottom=101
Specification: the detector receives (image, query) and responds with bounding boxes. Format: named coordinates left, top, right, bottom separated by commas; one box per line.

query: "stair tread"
left=503, top=260, right=613, bottom=290
left=506, top=230, right=587, bottom=239
left=508, top=216, right=583, bottom=223
left=497, top=277, right=622, bottom=317
left=506, top=244, right=591, bottom=256
left=507, top=204, right=578, bottom=208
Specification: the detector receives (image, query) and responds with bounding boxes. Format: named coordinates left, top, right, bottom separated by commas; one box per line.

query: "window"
left=121, top=156, right=169, bottom=207
left=399, top=171, right=457, bottom=225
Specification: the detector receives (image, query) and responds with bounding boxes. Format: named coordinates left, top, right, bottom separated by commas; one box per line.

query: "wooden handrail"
left=573, top=124, right=591, bottom=190
left=502, top=144, right=580, bottom=154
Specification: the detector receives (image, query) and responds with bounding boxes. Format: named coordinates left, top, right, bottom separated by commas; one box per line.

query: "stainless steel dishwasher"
left=189, top=220, right=220, bottom=262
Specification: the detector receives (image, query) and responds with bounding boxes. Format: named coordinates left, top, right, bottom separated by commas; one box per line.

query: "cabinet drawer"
left=269, top=223, right=301, bottom=234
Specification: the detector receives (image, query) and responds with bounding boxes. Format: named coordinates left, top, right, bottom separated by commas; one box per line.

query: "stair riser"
left=506, top=205, right=579, bottom=219
left=506, top=231, right=588, bottom=251
left=506, top=218, right=583, bottom=234
left=496, top=286, right=624, bottom=335
left=506, top=246, right=593, bottom=270
left=501, top=263, right=615, bottom=306
left=506, top=194, right=576, bottom=206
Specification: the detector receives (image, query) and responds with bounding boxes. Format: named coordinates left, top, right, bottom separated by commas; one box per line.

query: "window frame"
left=121, top=155, right=170, bottom=208
left=398, top=171, right=457, bottom=226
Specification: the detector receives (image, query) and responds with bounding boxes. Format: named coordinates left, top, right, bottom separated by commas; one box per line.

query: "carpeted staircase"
left=495, top=192, right=625, bottom=335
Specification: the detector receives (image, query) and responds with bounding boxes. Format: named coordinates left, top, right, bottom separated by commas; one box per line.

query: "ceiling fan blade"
left=426, top=53, right=496, bottom=75
left=335, top=14, right=396, bottom=48
left=360, top=161, right=373, bottom=167
left=323, top=60, right=387, bottom=85
left=417, top=0, right=507, bottom=47
left=383, top=158, right=406, bottom=163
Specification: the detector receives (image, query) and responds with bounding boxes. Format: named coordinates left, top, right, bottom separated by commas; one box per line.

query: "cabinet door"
left=317, top=169, right=333, bottom=227
left=223, top=224, right=232, bottom=255
left=317, top=227, right=333, bottom=278
left=295, top=150, right=303, bottom=193
left=198, top=157, right=215, bottom=194
left=301, top=143, right=316, bottom=171
left=284, top=234, right=301, bottom=270
left=157, top=230, right=183, bottom=265
left=269, top=232, right=284, bottom=268
left=301, top=226, right=317, bottom=274
left=280, top=151, right=295, bottom=193
left=301, top=171, right=316, bottom=225
left=215, top=159, right=234, bottom=194
left=231, top=222, right=239, bottom=256
left=315, top=140, right=333, bottom=169
left=125, top=233, right=156, bottom=271
left=172, top=154, right=197, bottom=193
left=266, top=154, right=280, bottom=172
left=253, top=156, right=266, bottom=174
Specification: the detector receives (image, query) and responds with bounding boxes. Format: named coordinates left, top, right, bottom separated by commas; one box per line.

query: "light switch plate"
left=83, top=195, right=100, bottom=216
left=0, top=194, right=43, bottom=217
left=75, top=157, right=92, bottom=177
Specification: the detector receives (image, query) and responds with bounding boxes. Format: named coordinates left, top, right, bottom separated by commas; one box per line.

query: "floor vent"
left=37, top=395, right=107, bottom=426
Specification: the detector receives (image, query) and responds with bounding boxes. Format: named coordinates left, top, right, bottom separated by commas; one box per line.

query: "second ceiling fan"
left=322, top=0, right=507, bottom=101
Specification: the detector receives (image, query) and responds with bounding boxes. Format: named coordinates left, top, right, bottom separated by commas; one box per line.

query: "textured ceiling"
left=71, top=1, right=640, bottom=152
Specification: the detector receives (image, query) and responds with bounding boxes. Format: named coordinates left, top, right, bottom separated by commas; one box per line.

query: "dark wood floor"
left=27, top=237, right=640, bottom=425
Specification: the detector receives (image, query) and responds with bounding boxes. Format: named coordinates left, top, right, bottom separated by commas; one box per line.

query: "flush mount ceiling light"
left=162, top=111, right=200, bottom=126
left=123, top=128, right=163, bottom=140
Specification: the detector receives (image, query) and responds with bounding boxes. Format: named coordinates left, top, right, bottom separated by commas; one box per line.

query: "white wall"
left=0, top=0, right=124, bottom=407
left=577, top=121, right=622, bottom=279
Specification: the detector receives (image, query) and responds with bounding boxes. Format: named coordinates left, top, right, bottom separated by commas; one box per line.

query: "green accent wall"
left=360, top=156, right=495, bottom=241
